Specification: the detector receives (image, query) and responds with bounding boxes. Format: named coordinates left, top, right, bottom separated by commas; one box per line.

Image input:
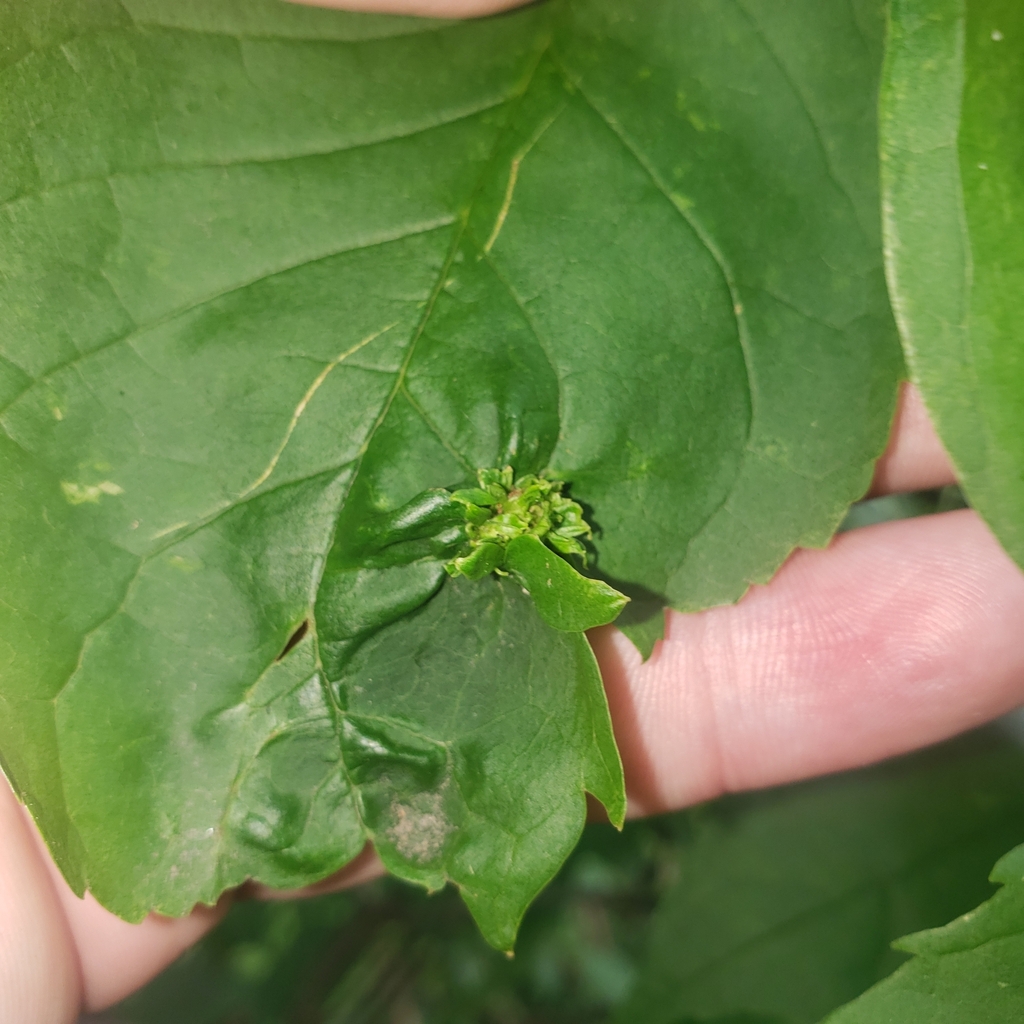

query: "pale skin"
left=4, top=1, right=1024, bottom=1019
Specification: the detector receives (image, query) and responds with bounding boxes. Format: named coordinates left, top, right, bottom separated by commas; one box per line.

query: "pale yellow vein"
left=482, top=107, right=564, bottom=255
left=240, top=321, right=400, bottom=498
left=149, top=321, right=399, bottom=541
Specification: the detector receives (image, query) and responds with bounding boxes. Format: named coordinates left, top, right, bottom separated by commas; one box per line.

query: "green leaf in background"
left=824, top=844, right=1024, bottom=1022
left=0, top=0, right=900, bottom=942
left=617, top=729, right=1024, bottom=1024
left=880, top=0, right=1024, bottom=567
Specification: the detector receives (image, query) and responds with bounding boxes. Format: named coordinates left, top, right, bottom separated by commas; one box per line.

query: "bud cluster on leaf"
left=444, top=467, right=627, bottom=632
left=447, top=467, right=591, bottom=578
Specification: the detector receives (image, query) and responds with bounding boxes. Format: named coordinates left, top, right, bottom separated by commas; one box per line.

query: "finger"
left=286, top=0, right=530, bottom=18
left=592, top=509, right=1024, bottom=816
left=870, top=382, right=957, bottom=496
left=13, top=801, right=227, bottom=1014
left=40, top=861, right=227, bottom=1013
left=0, top=777, right=80, bottom=1024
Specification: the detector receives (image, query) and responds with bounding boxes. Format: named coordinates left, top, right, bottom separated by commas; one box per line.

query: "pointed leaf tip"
left=504, top=535, right=628, bottom=632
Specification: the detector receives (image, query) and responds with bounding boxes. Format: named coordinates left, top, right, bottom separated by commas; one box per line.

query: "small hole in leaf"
left=276, top=619, right=309, bottom=661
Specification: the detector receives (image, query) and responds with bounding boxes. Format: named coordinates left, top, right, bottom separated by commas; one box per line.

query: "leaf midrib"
left=274, top=36, right=559, bottom=891
left=45, top=30, right=558, bottom=864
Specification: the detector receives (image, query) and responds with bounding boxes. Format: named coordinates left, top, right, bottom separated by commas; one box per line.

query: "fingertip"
left=870, top=382, right=957, bottom=496
left=241, top=843, right=385, bottom=902
left=37, top=848, right=229, bottom=1013
left=0, top=779, right=81, bottom=1024
left=285, top=0, right=531, bottom=18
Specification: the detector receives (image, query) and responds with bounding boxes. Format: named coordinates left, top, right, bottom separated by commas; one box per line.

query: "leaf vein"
left=0, top=218, right=452, bottom=422
left=0, top=98, right=503, bottom=222
left=734, top=0, right=866, bottom=236
left=479, top=252, right=564, bottom=444
left=668, top=813, right=1024, bottom=989
left=558, top=68, right=760, bottom=584
left=482, top=104, right=565, bottom=254
left=236, top=322, right=402, bottom=502
left=560, top=67, right=758, bottom=430
left=399, top=384, right=475, bottom=476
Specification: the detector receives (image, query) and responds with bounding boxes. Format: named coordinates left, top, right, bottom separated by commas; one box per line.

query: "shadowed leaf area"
left=824, top=837, right=1024, bottom=1022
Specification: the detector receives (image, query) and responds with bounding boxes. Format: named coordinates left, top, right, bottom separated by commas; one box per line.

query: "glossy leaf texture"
left=0, top=0, right=900, bottom=942
left=824, top=844, right=1024, bottom=1022
left=618, top=730, right=1024, bottom=1024
left=503, top=535, right=628, bottom=632
left=880, top=0, right=1024, bottom=567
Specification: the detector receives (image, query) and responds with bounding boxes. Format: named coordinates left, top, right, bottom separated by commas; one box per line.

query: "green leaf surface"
left=823, top=843, right=1024, bottom=1022
left=617, top=731, right=1024, bottom=1024
left=0, top=0, right=900, bottom=940
left=880, top=0, right=1024, bottom=567
left=504, top=535, right=627, bottom=632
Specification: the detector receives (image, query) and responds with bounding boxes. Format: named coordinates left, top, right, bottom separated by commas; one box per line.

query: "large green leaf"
left=0, top=0, right=900, bottom=943
left=880, top=0, right=1024, bottom=566
left=617, top=731, right=1024, bottom=1024
left=823, top=841, right=1024, bottom=1022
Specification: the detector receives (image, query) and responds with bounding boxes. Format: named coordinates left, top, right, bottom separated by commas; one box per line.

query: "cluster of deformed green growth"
left=443, top=467, right=629, bottom=633
left=446, top=467, right=592, bottom=579
left=323, top=467, right=628, bottom=646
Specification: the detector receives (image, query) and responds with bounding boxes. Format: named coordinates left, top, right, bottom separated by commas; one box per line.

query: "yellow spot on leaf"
left=60, top=480, right=124, bottom=505
left=167, top=554, right=202, bottom=573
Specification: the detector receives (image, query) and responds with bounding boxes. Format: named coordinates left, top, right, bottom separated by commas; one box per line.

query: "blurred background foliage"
left=98, top=490, right=1024, bottom=1024
left=107, top=806, right=678, bottom=1024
